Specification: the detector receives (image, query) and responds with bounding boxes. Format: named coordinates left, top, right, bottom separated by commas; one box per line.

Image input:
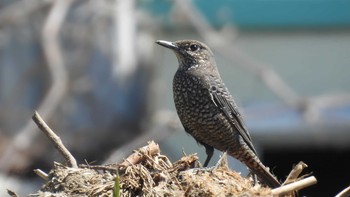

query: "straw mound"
left=31, top=141, right=272, bottom=197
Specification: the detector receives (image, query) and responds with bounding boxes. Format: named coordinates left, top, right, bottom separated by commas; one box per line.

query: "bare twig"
left=336, top=186, right=350, bottom=197
left=272, top=176, right=317, bottom=195
left=79, top=164, right=118, bottom=172
left=34, top=169, right=49, bottom=180
left=283, top=161, right=308, bottom=185
left=118, top=141, right=160, bottom=169
left=213, top=152, right=228, bottom=170
left=32, top=111, right=78, bottom=168
left=6, top=189, right=18, bottom=197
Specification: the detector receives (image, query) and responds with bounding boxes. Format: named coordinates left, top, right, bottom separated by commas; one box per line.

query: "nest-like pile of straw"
left=8, top=112, right=317, bottom=197
left=31, top=141, right=272, bottom=197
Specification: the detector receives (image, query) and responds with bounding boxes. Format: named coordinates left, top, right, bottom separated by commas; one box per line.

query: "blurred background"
left=0, top=0, right=350, bottom=196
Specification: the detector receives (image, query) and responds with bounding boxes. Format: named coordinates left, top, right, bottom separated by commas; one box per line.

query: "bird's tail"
left=229, top=148, right=281, bottom=188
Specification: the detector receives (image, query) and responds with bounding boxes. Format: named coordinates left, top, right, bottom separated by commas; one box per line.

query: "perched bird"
left=156, top=39, right=281, bottom=188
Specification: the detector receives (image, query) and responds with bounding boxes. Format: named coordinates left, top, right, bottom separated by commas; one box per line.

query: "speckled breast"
left=172, top=70, right=239, bottom=151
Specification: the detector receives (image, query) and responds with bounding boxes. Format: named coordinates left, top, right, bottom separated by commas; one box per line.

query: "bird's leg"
left=183, top=144, right=214, bottom=174
left=189, top=152, right=227, bottom=174
left=203, top=144, right=214, bottom=167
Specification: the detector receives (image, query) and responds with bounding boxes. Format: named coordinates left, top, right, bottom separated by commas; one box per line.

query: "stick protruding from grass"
left=32, top=111, right=78, bottom=168
left=272, top=176, right=317, bottom=195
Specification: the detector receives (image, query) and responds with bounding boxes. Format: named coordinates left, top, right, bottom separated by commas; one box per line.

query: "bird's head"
left=156, top=39, right=216, bottom=72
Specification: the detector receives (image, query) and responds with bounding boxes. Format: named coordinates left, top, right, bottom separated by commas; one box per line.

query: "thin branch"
left=79, top=164, right=118, bottom=172
left=33, top=169, right=49, bottom=180
left=283, top=161, right=308, bottom=185
left=272, top=176, right=317, bottom=195
left=6, top=189, right=18, bottom=197
left=336, top=186, right=350, bottom=197
left=118, top=141, right=160, bottom=169
left=32, top=111, right=77, bottom=168
left=213, top=152, right=228, bottom=170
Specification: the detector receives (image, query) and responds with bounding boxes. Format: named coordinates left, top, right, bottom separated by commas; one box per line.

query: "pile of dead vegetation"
left=27, top=141, right=273, bottom=197
left=7, top=112, right=319, bottom=197
left=24, top=140, right=320, bottom=196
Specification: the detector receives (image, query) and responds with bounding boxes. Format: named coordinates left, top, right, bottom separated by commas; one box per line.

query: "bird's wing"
left=209, top=84, right=257, bottom=154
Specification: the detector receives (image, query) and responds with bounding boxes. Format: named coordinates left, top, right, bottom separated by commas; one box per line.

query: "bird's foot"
left=188, top=152, right=229, bottom=174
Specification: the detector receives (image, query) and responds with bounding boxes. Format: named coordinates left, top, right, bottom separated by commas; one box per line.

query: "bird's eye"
left=189, top=44, right=199, bottom=52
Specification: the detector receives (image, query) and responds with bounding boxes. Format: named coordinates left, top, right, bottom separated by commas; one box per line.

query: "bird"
left=156, top=39, right=281, bottom=188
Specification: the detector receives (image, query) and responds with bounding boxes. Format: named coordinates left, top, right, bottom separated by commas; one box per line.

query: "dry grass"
left=20, top=112, right=316, bottom=197
left=29, top=142, right=272, bottom=197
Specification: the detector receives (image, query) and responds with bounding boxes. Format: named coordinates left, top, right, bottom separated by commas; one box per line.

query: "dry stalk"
left=283, top=161, right=308, bottom=185
left=272, top=176, right=317, bottom=195
left=6, top=189, right=18, bottom=197
left=119, top=141, right=160, bottom=169
left=34, top=169, right=49, bottom=180
left=336, top=186, right=350, bottom=197
left=32, top=111, right=78, bottom=168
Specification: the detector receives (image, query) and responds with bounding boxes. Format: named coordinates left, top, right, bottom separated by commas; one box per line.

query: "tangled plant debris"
left=7, top=112, right=318, bottom=197
left=29, top=142, right=272, bottom=197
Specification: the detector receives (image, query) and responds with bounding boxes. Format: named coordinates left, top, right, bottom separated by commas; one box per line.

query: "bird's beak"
left=156, top=40, right=178, bottom=50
